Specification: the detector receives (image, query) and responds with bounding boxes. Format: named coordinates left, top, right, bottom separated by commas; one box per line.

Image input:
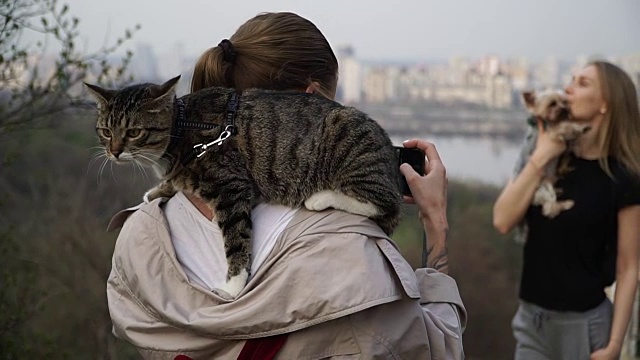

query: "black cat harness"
left=192, top=92, right=239, bottom=159
left=163, top=93, right=239, bottom=165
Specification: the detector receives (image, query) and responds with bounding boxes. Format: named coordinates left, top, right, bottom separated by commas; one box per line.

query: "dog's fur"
left=511, top=90, right=591, bottom=244
left=517, top=90, right=591, bottom=218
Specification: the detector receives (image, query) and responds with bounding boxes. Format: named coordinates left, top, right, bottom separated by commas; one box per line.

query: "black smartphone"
left=394, top=146, right=425, bottom=196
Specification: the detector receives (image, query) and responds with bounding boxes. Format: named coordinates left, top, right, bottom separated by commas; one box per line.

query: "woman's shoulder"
left=107, top=198, right=168, bottom=232
left=610, top=159, right=640, bottom=185
left=282, top=208, right=389, bottom=239
left=271, top=208, right=421, bottom=299
left=609, top=160, right=640, bottom=208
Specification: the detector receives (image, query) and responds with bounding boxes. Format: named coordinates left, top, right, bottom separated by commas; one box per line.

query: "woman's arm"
left=492, top=156, right=545, bottom=234
left=492, top=121, right=566, bottom=234
left=592, top=205, right=640, bottom=359
left=400, top=139, right=450, bottom=274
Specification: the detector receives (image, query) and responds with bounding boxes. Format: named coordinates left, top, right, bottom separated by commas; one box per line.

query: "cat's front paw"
left=143, top=185, right=176, bottom=203
left=215, top=269, right=249, bottom=299
left=143, top=189, right=157, bottom=203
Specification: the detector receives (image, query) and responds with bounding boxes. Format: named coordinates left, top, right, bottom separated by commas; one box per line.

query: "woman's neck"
left=573, top=144, right=601, bottom=159
left=572, top=115, right=605, bottom=159
left=573, top=127, right=605, bottom=159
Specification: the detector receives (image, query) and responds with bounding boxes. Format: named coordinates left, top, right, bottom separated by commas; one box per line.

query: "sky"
left=62, top=0, right=639, bottom=63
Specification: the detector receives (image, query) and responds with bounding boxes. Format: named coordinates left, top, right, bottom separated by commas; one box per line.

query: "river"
left=389, top=134, right=523, bottom=186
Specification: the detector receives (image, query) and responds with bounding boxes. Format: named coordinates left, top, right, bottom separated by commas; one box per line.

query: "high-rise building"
left=533, top=56, right=560, bottom=90
left=616, top=53, right=640, bottom=91
left=130, top=42, right=159, bottom=82
left=158, top=42, right=190, bottom=96
left=336, top=45, right=362, bottom=104
left=362, top=66, right=387, bottom=103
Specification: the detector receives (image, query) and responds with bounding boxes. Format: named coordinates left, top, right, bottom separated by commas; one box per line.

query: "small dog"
left=515, top=90, right=591, bottom=218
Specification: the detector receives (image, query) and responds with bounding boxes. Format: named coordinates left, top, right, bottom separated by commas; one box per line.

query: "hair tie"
left=218, top=39, right=236, bottom=64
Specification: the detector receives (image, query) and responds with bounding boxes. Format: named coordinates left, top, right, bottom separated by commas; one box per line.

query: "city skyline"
left=60, top=0, right=639, bottom=63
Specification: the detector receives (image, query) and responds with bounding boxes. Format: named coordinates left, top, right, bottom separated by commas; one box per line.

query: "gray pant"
left=512, top=299, right=614, bottom=360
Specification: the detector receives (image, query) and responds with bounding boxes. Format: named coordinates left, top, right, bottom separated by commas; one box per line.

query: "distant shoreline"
left=360, top=103, right=529, bottom=142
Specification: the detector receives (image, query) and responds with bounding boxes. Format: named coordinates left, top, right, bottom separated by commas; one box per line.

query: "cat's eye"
left=126, top=129, right=143, bottom=138
left=98, top=128, right=112, bottom=138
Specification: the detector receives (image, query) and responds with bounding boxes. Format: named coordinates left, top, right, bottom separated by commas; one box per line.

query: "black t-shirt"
left=520, top=154, right=640, bottom=312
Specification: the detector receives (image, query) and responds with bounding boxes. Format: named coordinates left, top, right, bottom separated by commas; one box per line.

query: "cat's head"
left=84, top=76, right=180, bottom=165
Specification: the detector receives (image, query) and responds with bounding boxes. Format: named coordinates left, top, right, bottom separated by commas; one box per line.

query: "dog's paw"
left=556, top=123, right=592, bottom=142
left=559, top=200, right=574, bottom=211
left=533, top=181, right=556, bottom=206
left=542, top=200, right=574, bottom=218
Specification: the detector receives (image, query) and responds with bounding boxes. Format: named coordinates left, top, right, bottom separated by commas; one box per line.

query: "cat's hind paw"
left=215, top=269, right=249, bottom=299
left=304, top=190, right=336, bottom=211
left=305, top=190, right=380, bottom=217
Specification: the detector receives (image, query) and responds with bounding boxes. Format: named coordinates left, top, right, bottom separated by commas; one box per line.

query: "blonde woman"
left=494, top=61, right=640, bottom=360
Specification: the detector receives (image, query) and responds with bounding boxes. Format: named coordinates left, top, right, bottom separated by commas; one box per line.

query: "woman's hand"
left=530, top=119, right=567, bottom=167
left=400, top=139, right=449, bottom=273
left=400, top=139, right=447, bottom=228
left=590, top=342, right=621, bottom=360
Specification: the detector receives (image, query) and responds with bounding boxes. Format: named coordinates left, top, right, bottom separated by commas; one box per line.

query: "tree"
left=0, top=0, right=138, bottom=135
left=0, top=0, right=139, bottom=357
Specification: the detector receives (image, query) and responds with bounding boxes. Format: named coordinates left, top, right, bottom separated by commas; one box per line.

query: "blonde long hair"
left=191, top=12, right=338, bottom=99
left=591, top=61, right=640, bottom=179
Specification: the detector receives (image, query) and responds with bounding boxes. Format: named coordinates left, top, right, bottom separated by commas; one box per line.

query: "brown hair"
left=589, top=61, right=640, bottom=178
left=191, top=12, right=339, bottom=99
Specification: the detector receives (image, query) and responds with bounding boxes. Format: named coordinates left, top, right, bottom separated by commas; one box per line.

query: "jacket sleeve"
left=344, top=267, right=466, bottom=360
left=416, top=267, right=467, bottom=359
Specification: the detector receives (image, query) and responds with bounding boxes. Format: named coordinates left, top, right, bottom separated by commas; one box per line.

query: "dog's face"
left=522, top=90, right=570, bottom=123
left=522, top=90, right=591, bottom=143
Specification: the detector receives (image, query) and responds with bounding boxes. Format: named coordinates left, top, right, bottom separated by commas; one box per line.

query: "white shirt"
left=164, top=191, right=298, bottom=291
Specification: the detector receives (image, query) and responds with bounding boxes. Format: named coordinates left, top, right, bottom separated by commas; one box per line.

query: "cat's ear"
left=84, top=82, right=116, bottom=110
left=150, top=75, right=181, bottom=100
left=142, top=76, right=181, bottom=113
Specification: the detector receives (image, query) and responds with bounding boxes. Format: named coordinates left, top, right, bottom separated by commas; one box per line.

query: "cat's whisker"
left=130, top=158, right=139, bottom=183
left=131, top=155, right=152, bottom=182
left=124, top=154, right=142, bottom=183
left=87, top=151, right=107, bottom=174
left=133, top=158, right=150, bottom=183
left=97, top=157, right=109, bottom=186
left=136, top=152, right=164, bottom=172
left=109, top=161, right=118, bottom=184
left=132, top=160, right=145, bottom=182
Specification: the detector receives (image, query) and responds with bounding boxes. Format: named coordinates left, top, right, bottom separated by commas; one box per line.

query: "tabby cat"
left=85, top=75, right=403, bottom=298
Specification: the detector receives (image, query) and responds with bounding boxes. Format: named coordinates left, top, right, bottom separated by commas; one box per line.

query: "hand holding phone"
left=394, top=146, right=425, bottom=196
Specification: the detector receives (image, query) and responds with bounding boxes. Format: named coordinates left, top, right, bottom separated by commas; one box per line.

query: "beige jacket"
left=107, top=198, right=466, bottom=359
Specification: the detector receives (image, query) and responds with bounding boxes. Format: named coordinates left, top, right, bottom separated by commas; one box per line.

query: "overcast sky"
left=64, top=0, right=639, bottom=63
